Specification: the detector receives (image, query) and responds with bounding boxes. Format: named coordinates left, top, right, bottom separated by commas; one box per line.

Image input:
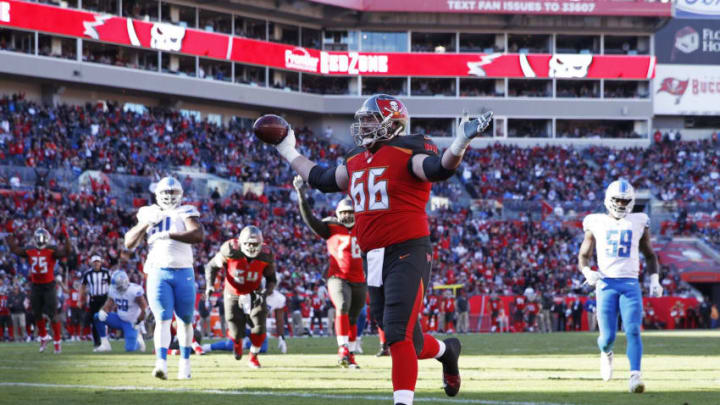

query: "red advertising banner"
left=0, top=0, right=656, bottom=79
left=308, top=0, right=672, bottom=17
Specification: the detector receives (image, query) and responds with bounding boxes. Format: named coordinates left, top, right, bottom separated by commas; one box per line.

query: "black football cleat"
left=233, top=341, right=243, bottom=361
left=439, top=338, right=461, bottom=397
left=376, top=342, right=389, bottom=357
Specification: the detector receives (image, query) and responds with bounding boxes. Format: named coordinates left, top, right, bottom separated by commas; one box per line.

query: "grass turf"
left=0, top=330, right=718, bottom=405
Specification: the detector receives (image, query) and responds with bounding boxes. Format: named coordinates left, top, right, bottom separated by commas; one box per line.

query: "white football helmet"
left=155, top=177, right=183, bottom=210
left=604, top=180, right=635, bottom=219
left=239, top=226, right=263, bottom=258
left=335, top=197, right=355, bottom=228
left=111, top=270, right=130, bottom=293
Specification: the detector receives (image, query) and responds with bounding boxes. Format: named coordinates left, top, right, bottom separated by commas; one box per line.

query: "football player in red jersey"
left=7, top=226, right=72, bottom=353
left=294, top=176, right=367, bottom=368
left=204, top=226, right=276, bottom=369
left=272, top=94, right=492, bottom=405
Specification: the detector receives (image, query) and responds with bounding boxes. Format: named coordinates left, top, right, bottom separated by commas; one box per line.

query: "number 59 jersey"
left=583, top=212, right=649, bottom=279
left=144, top=204, right=200, bottom=270
left=109, top=282, right=144, bottom=323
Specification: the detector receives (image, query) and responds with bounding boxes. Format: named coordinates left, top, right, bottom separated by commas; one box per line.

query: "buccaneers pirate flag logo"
left=656, top=78, right=689, bottom=105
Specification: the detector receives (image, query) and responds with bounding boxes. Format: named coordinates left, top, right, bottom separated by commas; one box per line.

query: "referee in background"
left=80, top=255, right=111, bottom=347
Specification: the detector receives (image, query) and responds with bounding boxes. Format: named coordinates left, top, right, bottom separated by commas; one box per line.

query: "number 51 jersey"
left=583, top=212, right=649, bottom=279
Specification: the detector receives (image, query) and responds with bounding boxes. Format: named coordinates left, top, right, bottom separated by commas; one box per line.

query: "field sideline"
left=0, top=330, right=717, bottom=405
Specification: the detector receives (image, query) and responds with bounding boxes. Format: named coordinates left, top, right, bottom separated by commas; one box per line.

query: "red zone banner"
left=0, top=0, right=655, bottom=79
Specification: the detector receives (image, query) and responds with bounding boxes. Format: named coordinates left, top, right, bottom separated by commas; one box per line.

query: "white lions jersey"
left=110, top=283, right=144, bottom=323
left=144, top=204, right=200, bottom=270
left=583, top=212, right=649, bottom=279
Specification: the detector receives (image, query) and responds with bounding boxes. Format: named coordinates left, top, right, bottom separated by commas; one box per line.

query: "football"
left=253, top=114, right=290, bottom=145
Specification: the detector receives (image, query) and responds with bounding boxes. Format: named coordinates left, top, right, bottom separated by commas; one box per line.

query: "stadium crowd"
left=0, top=93, right=718, bottom=340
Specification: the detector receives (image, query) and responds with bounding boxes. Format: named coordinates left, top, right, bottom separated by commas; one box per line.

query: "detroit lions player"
left=124, top=177, right=204, bottom=380
left=93, top=270, right=148, bottom=353
left=578, top=180, right=663, bottom=393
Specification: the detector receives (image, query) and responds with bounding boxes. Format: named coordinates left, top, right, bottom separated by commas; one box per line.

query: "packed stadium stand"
left=0, top=0, right=719, bottom=345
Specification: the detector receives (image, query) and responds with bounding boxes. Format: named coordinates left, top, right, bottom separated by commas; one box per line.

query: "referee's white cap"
left=90, top=255, right=103, bottom=264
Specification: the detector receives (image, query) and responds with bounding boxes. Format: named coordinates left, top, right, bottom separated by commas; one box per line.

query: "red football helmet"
left=350, top=94, right=409, bottom=148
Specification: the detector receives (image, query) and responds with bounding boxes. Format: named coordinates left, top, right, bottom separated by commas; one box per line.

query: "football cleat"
left=53, top=341, right=62, bottom=354
left=439, top=338, right=462, bottom=397
left=376, top=342, right=389, bottom=357
left=348, top=352, right=360, bottom=369
left=93, top=340, right=112, bottom=352
left=38, top=337, right=49, bottom=353
left=278, top=338, right=287, bottom=354
left=178, top=360, right=191, bottom=380
left=152, top=359, right=168, bottom=380
left=136, top=336, right=146, bottom=352
left=233, top=341, right=243, bottom=360
left=629, top=372, right=645, bottom=393
left=600, top=351, right=614, bottom=382
left=338, top=345, right=350, bottom=368
left=248, top=353, right=261, bottom=369
left=194, top=345, right=205, bottom=356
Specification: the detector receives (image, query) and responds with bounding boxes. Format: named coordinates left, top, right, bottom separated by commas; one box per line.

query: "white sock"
left=434, top=340, right=446, bottom=359
left=100, top=336, right=110, bottom=346
left=348, top=340, right=356, bottom=352
left=393, top=389, right=414, bottom=405
left=175, top=318, right=193, bottom=347
left=337, top=335, right=349, bottom=346
left=250, top=345, right=261, bottom=354
left=154, top=320, right=171, bottom=356
left=201, top=343, right=212, bottom=352
left=630, top=370, right=641, bottom=377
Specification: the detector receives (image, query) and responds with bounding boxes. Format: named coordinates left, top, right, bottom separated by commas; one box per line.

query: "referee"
left=80, top=256, right=111, bottom=347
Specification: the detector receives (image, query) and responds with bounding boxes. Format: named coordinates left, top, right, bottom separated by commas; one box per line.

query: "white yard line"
left=0, top=382, right=574, bottom=405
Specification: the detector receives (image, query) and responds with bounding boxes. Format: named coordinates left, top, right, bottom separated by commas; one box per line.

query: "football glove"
left=581, top=266, right=602, bottom=287
left=649, top=273, right=663, bottom=297
left=147, top=231, right=170, bottom=245
left=449, top=111, right=494, bottom=156
left=292, top=175, right=305, bottom=191
left=97, top=310, right=108, bottom=322
left=275, top=127, right=300, bottom=162
left=137, top=205, right=164, bottom=226
left=253, top=289, right=267, bottom=308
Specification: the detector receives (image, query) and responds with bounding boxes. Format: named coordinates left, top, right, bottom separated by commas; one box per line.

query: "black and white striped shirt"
left=82, top=269, right=111, bottom=297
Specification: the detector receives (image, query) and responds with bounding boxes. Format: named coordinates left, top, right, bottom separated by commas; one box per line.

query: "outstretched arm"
left=274, top=128, right=348, bottom=192
left=293, top=176, right=331, bottom=239
left=409, top=111, right=493, bottom=182
left=6, top=234, right=27, bottom=257
left=204, top=248, right=227, bottom=298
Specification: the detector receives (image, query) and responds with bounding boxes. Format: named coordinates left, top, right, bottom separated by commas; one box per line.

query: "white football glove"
left=97, top=310, right=108, bottom=322
left=137, top=205, right=164, bottom=226
left=581, top=266, right=602, bottom=287
left=147, top=231, right=170, bottom=245
left=275, top=127, right=300, bottom=162
left=648, top=273, right=663, bottom=297
left=449, top=111, right=494, bottom=156
left=292, top=175, right=304, bottom=191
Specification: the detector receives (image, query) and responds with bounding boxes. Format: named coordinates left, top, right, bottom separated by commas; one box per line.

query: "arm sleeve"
left=402, top=136, right=455, bottom=182
left=420, top=154, right=457, bottom=182
left=297, top=191, right=331, bottom=239
left=308, top=165, right=342, bottom=193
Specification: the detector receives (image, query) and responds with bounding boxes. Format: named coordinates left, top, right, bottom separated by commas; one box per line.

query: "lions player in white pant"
left=578, top=180, right=663, bottom=393
left=124, top=177, right=204, bottom=380
left=93, top=271, right=147, bottom=352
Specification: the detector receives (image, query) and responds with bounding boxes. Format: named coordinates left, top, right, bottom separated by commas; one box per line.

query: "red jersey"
left=345, top=135, right=437, bottom=251
left=326, top=223, right=365, bottom=283
left=526, top=302, right=539, bottom=315
left=514, top=296, right=527, bottom=311
left=26, top=248, right=57, bottom=284
left=218, top=239, right=274, bottom=296
left=443, top=297, right=455, bottom=313
left=490, top=298, right=501, bottom=312
left=0, top=294, right=8, bottom=315
left=67, top=289, right=80, bottom=309
left=311, top=296, right=323, bottom=311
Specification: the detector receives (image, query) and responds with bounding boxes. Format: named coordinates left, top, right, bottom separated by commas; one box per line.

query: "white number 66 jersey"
left=583, top=212, right=649, bottom=279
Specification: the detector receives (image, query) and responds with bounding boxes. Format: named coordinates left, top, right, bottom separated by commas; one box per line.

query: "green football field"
left=0, top=330, right=718, bottom=405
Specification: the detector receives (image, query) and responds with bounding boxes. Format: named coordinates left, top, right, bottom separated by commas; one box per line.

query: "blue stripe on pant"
left=147, top=267, right=196, bottom=323
left=596, top=277, right=643, bottom=371
left=93, top=312, right=139, bottom=352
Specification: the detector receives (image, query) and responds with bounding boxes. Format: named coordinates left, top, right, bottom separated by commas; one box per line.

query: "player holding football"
left=204, top=225, right=276, bottom=369
left=578, top=180, right=663, bottom=393
left=93, top=270, right=147, bottom=352
left=293, top=177, right=366, bottom=368
left=272, top=94, right=492, bottom=405
left=7, top=226, right=72, bottom=354
left=124, top=177, right=204, bottom=380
